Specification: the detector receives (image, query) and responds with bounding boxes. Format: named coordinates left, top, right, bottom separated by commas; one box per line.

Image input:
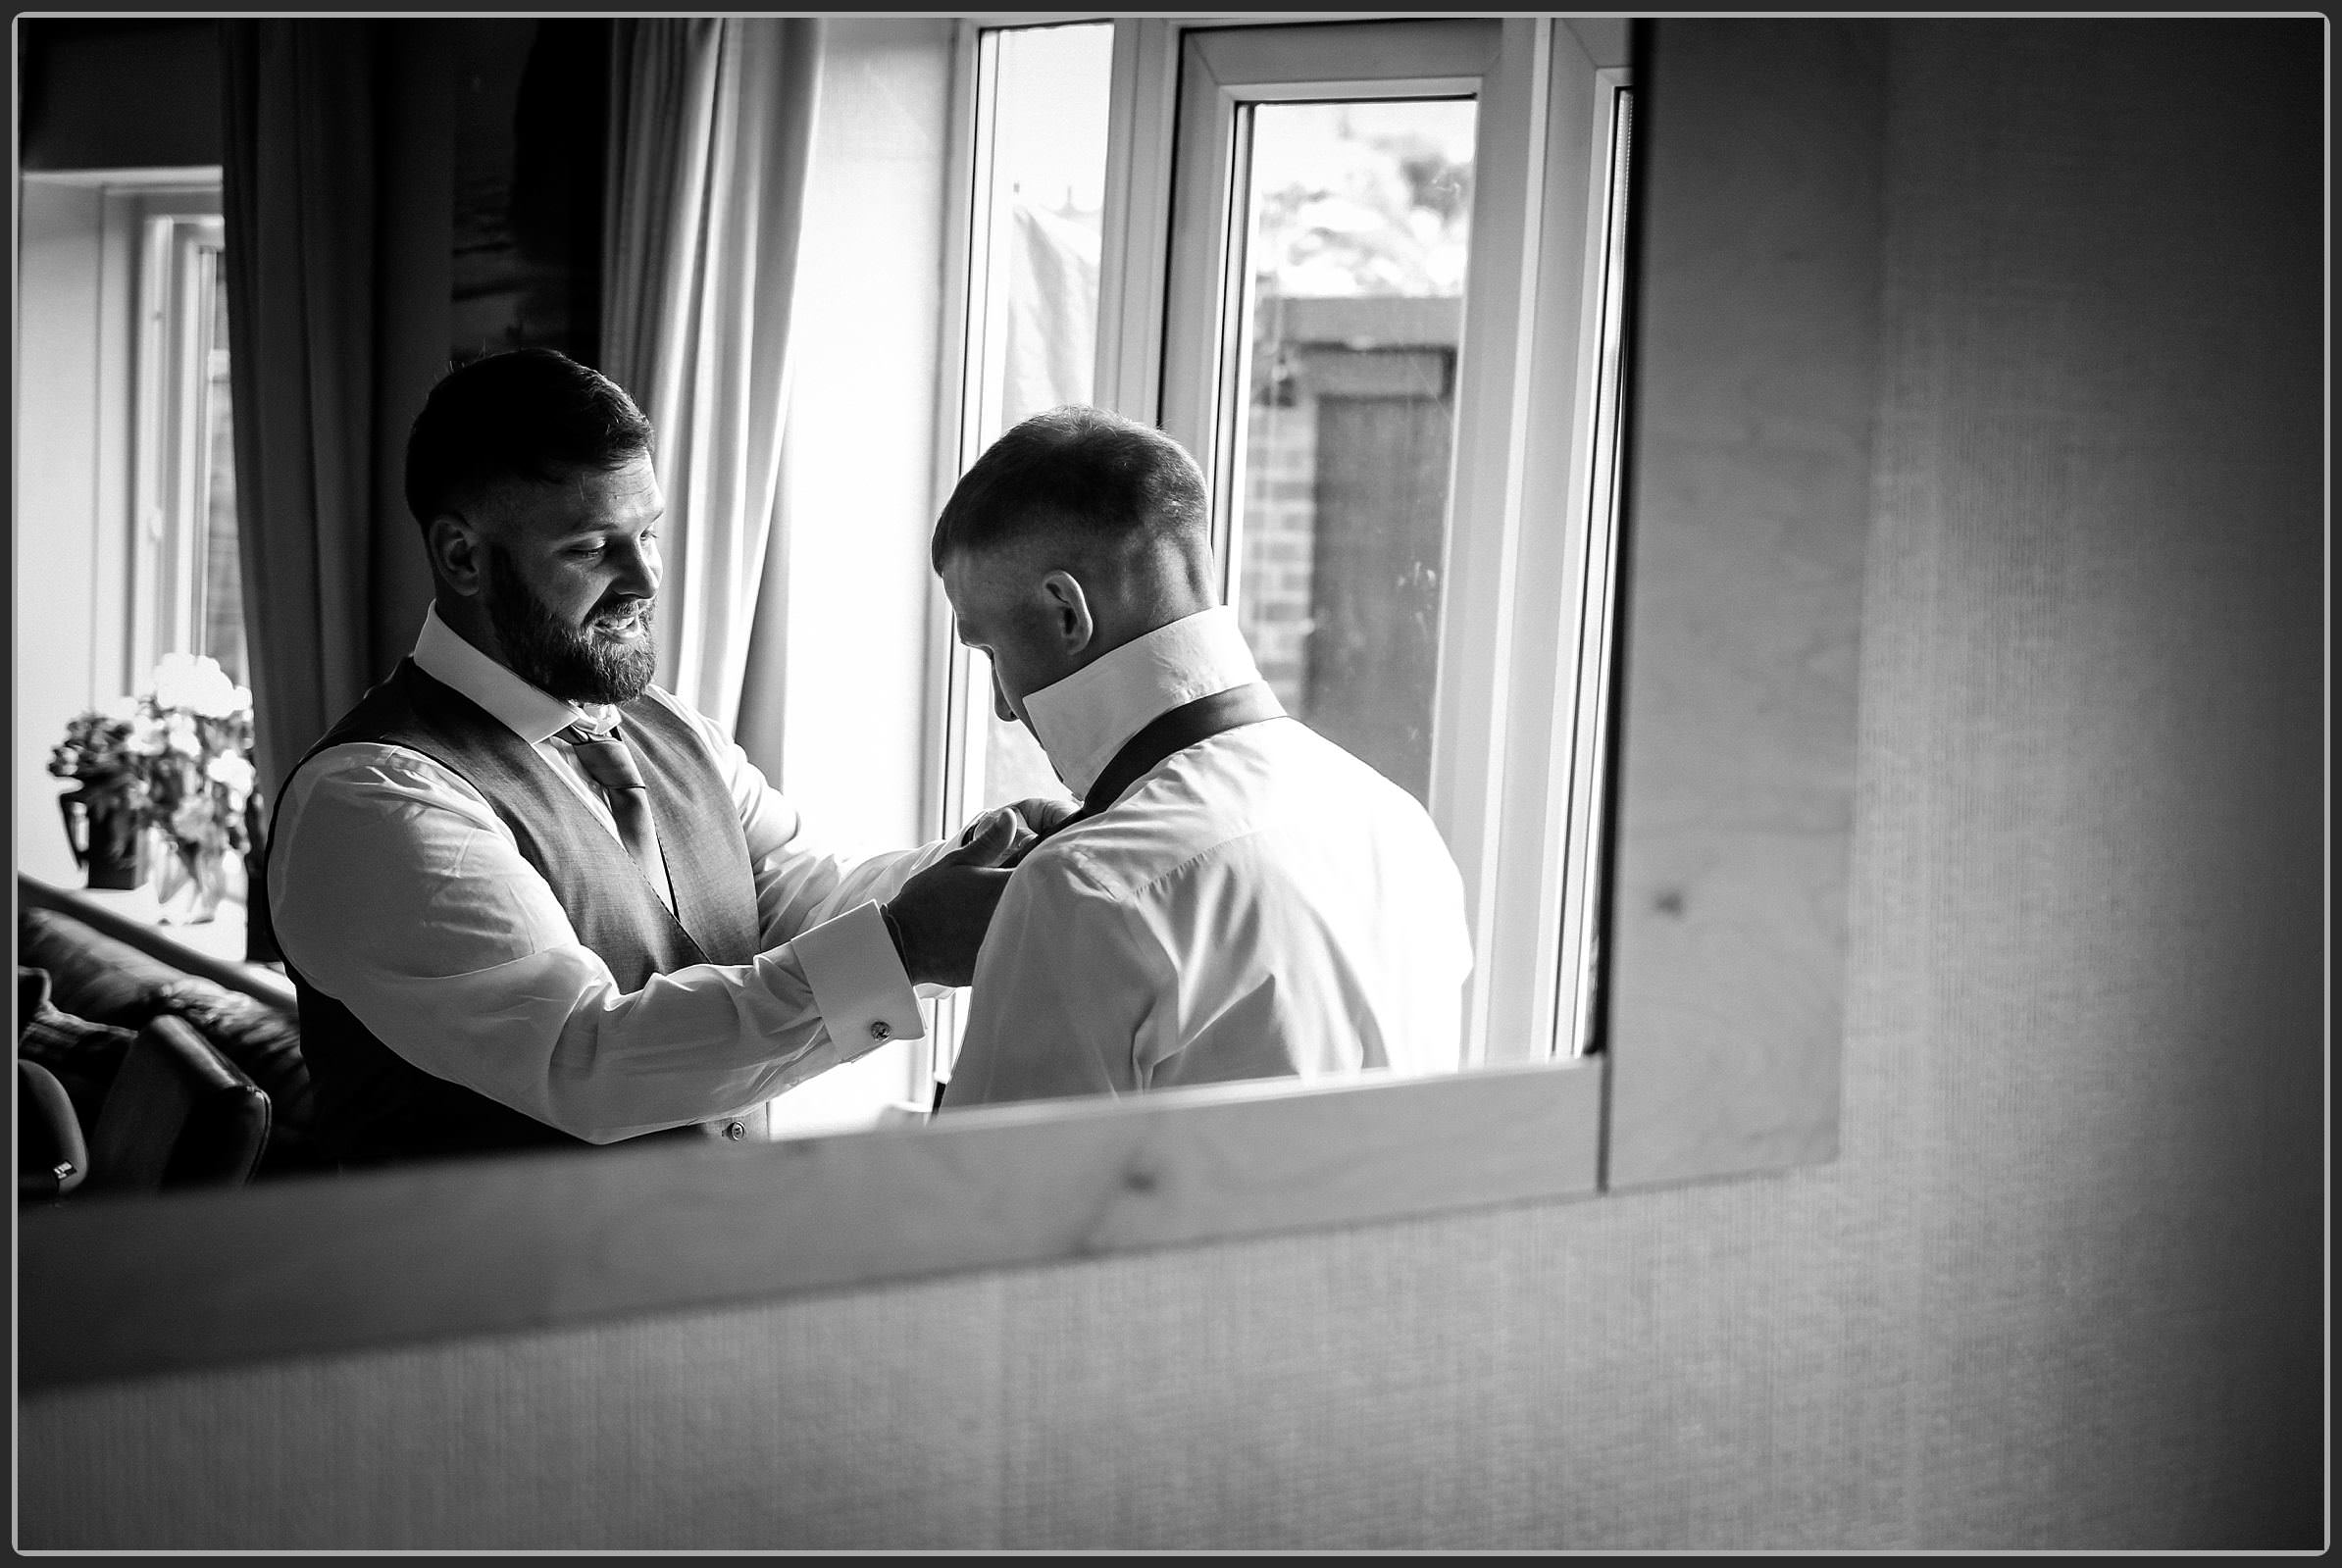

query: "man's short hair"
left=931, top=405, right=1208, bottom=571
left=404, top=348, right=653, bottom=530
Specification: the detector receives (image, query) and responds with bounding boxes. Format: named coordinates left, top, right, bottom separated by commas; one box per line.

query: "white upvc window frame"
left=127, top=207, right=234, bottom=686
left=922, top=14, right=1129, bottom=1090
left=935, top=15, right=1636, bottom=1070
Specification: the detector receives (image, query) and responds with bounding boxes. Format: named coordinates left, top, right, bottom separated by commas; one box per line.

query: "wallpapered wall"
left=19, top=20, right=2323, bottom=1550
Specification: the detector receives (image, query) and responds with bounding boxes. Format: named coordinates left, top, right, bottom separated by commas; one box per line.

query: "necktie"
left=556, top=723, right=670, bottom=903
left=1014, top=683, right=1287, bottom=862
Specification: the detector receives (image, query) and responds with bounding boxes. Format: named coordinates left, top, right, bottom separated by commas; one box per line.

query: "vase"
left=154, top=837, right=230, bottom=925
left=58, top=789, right=144, bottom=890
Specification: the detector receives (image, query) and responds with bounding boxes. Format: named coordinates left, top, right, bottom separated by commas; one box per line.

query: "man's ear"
left=1038, top=570, right=1095, bottom=655
left=428, top=515, right=486, bottom=597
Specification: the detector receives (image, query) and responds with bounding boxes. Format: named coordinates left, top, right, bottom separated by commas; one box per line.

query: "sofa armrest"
left=87, top=1015, right=272, bottom=1193
left=19, top=1061, right=89, bottom=1201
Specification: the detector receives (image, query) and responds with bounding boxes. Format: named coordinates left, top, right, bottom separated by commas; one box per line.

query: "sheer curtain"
left=602, top=18, right=823, bottom=735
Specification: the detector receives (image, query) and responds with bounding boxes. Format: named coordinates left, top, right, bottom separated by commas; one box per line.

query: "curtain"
left=603, top=18, right=823, bottom=734
left=218, top=21, right=383, bottom=803
left=1002, top=196, right=1102, bottom=428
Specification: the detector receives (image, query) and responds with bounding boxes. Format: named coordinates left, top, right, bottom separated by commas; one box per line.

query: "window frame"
left=921, top=15, right=1129, bottom=1092
left=1136, top=18, right=1633, bottom=1069
left=127, top=209, right=238, bottom=687
left=938, top=16, right=1638, bottom=1069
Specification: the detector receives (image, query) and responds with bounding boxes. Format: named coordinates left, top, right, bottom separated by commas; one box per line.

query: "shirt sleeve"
left=648, top=686, right=950, bottom=1021
left=942, top=847, right=1176, bottom=1108
left=270, top=740, right=935, bottom=1143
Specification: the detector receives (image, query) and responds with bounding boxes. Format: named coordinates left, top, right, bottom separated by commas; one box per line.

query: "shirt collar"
left=1022, top=606, right=1270, bottom=798
left=411, top=604, right=615, bottom=744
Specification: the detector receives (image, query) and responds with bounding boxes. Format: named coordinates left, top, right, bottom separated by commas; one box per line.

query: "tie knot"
left=558, top=725, right=646, bottom=791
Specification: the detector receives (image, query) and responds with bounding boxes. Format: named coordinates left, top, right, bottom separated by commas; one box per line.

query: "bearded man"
left=268, top=349, right=1041, bottom=1166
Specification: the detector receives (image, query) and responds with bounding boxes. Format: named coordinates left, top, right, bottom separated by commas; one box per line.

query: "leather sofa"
left=17, top=903, right=328, bottom=1197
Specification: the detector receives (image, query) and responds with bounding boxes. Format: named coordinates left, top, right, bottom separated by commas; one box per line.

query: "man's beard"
left=484, top=544, right=659, bottom=705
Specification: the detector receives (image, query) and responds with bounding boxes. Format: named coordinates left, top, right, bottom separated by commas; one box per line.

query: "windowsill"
left=54, top=880, right=257, bottom=965
left=18, top=873, right=296, bottom=1014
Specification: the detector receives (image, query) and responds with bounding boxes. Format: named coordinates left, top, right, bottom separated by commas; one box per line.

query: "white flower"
left=149, top=652, right=248, bottom=719
left=205, top=751, right=256, bottom=797
left=149, top=652, right=202, bottom=708
left=164, top=711, right=201, bottom=757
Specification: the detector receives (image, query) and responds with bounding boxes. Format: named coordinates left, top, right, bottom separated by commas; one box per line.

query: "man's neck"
left=1020, top=606, right=1265, bottom=798
left=433, top=595, right=507, bottom=670
left=414, top=603, right=597, bottom=745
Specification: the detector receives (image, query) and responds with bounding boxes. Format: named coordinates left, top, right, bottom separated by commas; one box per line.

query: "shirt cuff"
left=791, top=899, right=925, bottom=1056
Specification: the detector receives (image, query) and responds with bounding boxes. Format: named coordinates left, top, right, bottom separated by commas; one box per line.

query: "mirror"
left=22, top=15, right=1893, bottom=1402
left=18, top=16, right=1641, bottom=1198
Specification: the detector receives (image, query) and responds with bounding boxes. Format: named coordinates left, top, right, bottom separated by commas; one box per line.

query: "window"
left=1227, top=96, right=1479, bottom=809
left=14, top=172, right=240, bottom=897
left=938, top=19, right=1118, bottom=823
left=926, top=18, right=1120, bottom=1091
left=936, top=19, right=1638, bottom=1077
left=131, top=212, right=246, bottom=687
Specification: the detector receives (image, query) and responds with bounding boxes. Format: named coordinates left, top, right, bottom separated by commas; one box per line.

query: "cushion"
left=18, top=968, right=136, bottom=1134
left=16, top=907, right=192, bottom=1028
left=151, top=978, right=327, bottom=1175
left=88, top=1014, right=271, bottom=1192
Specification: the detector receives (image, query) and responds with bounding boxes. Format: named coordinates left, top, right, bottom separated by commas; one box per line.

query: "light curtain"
left=1002, top=196, right=1101, bottom=429
left=602, top=17, right=823, bottom=735
left=218, top=20, right=383, bottom=802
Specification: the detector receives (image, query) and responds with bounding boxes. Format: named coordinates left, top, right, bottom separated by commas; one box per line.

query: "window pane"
left=1231, top=99, right=1477, bottom=806
left=962, top=22, right=1114, bottom=811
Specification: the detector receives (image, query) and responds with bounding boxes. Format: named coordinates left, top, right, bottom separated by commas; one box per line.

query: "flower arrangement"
left=50, top=653, right=258, bottom=917
left=49, top=711, right=148, bottom=874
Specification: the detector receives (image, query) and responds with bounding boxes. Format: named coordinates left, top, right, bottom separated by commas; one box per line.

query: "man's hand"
left=1004, top=794, right=1078, bottom=859
left=883, top=807, right=1031, bottom=986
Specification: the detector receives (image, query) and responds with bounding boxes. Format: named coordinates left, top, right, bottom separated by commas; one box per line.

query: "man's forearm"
left=357, top=936, right=908, bottom=1141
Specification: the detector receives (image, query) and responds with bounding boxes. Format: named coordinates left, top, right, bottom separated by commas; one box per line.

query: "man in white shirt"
left=934, top=406, right=1473, bottom=1107
left=270, top=349, right=1044, bottom=1164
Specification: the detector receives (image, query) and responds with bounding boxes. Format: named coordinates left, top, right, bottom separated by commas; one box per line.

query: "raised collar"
left=1022, top=606, right=1270, bottom=799
left=410, top=603, right=616, bottom=745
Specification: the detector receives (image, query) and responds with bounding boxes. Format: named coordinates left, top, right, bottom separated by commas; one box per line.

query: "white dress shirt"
left=269, top=606, right=942, bottom=1142
left=944, top=607, right=1474, bottom=1107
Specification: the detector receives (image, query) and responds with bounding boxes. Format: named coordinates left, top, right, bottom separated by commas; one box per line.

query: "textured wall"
left=19, top=20, right=2323, bottom=1550
left=1857, top=20, right=2322, bottom=1545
